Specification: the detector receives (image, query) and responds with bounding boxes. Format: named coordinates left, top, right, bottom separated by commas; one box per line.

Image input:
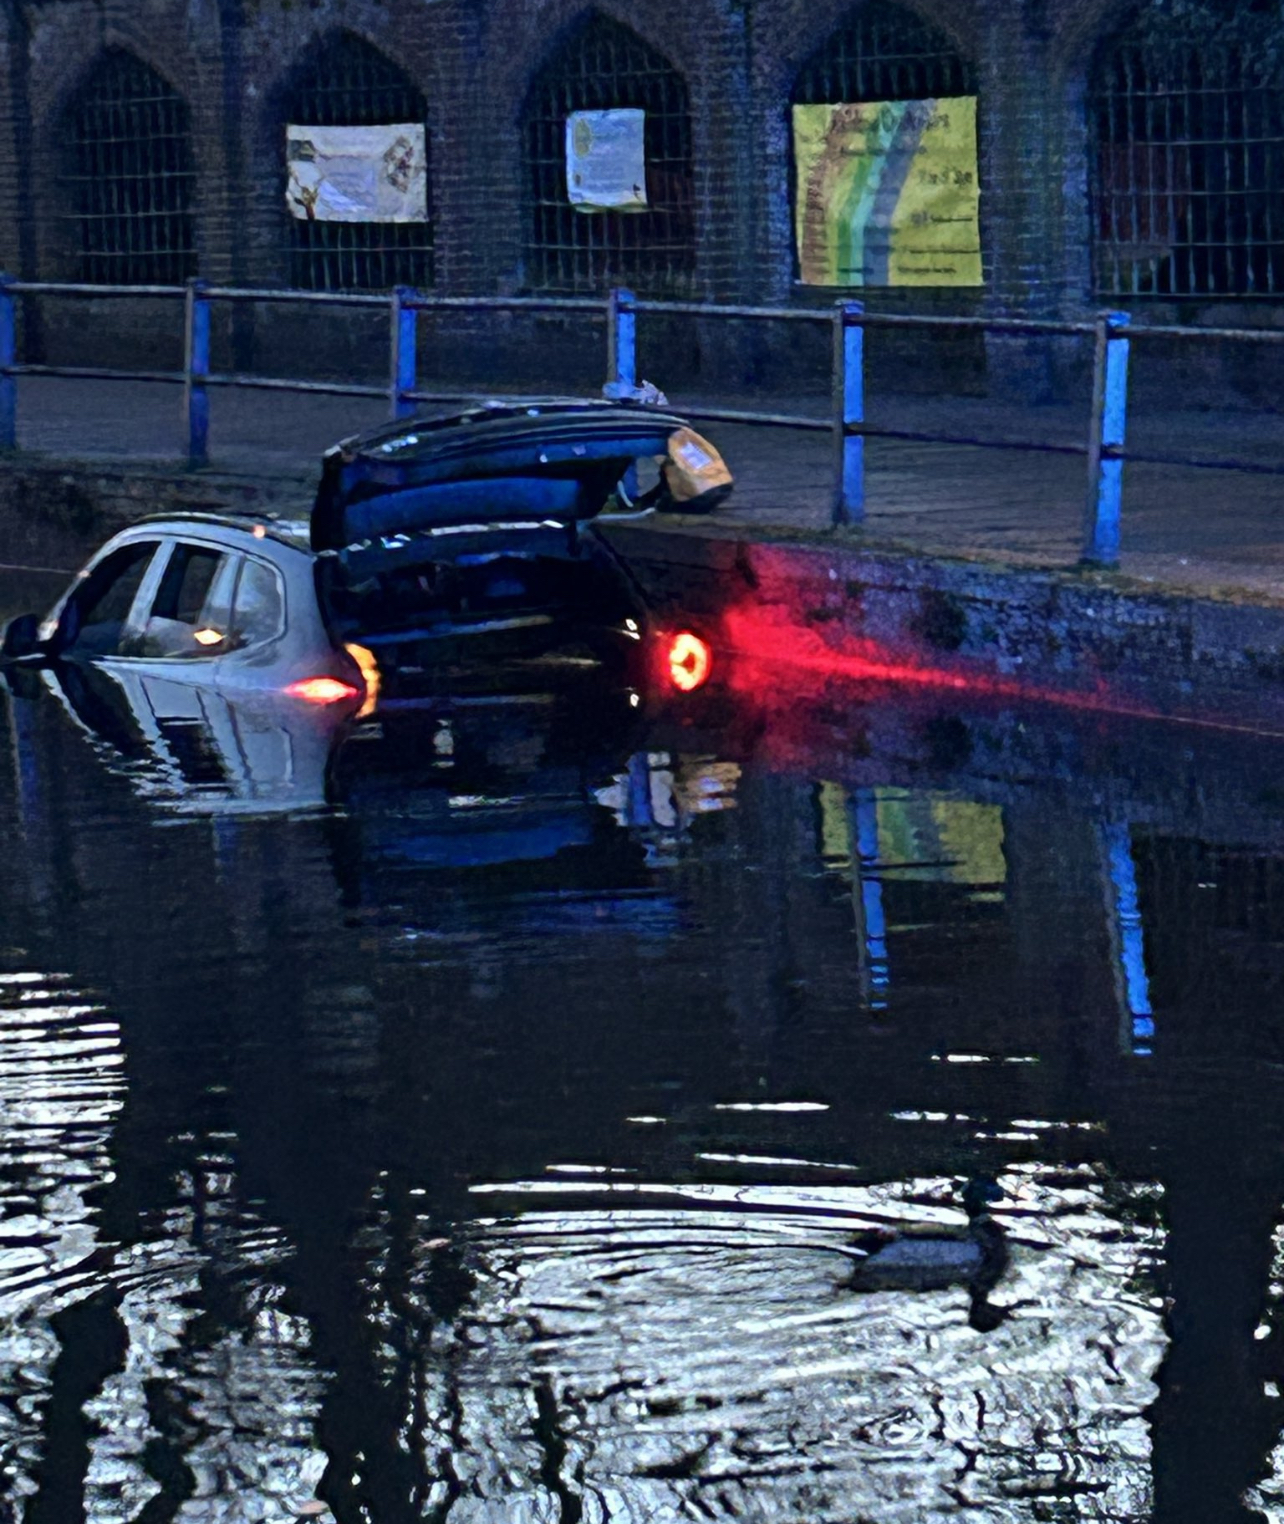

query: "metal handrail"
left=11, top=363, right=185, bottom=385
left=402, top=294, right=608, bottom=313
left=4, top=275, right=1281, bottom=341
left=0, top=275, right=1278, bottom=567
left=204, top=287, right=388, bottom=309
left=203, top=374, right=388, bottom=399
left=6, top=281, right=187, bottom=299
left=630, top=299, right=833, bottom=324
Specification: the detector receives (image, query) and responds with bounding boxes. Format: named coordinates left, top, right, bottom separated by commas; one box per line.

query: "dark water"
left=4, top=622, right=1284, bottom=1522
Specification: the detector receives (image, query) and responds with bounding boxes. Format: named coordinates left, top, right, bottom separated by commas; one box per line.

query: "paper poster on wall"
left=566, top=108, right=647, bottom=212
left=792, top=97, right=981, bottom=286
left=286, top=124, right=428, bottom=222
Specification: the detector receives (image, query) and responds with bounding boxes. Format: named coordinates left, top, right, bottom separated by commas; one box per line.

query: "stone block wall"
left=602, top=516, right=1284, bottom=733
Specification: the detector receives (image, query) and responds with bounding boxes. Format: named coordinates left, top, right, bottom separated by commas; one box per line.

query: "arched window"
left=63, top=51, right=196, bottom=285
left=790, top=6, right=978, bottom=288
left=792, top=3, right=973, bottom=103
left=523, top=12, right=695, bottom=294
left=281, top=33, right=433, bottom=292
left=1091, top=7, right=1284, bottom=298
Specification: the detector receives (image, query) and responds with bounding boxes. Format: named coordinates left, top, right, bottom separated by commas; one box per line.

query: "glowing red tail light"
left=666, top=631, right=713, bottom=692
left=284, top=676, right=361, bottom=705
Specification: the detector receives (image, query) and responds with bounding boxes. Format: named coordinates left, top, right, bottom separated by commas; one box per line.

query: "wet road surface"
left=3, top=595, right=1284, bottom=1522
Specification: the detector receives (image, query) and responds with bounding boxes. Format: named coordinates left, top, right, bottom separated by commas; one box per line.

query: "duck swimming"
left=849, top=1178, right=1010, bottom=1331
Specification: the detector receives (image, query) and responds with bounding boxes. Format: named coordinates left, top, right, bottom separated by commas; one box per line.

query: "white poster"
left=565, top=108, right=647, bottom=212
left=286, top=123, right=428, bottom=222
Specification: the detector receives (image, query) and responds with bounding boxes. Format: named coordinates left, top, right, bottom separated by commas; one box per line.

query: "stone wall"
left=603, top=518, right=1284, bottom=733
left=0, top=457, right=314, bottom=570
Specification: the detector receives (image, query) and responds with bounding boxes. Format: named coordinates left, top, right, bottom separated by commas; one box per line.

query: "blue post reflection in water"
left=626, top=750, right=653, bottom=829
left=851, top=789, right=889, bottom=1012
left=3, top=681, right=55, bottom=909
left=211, top=813, right=240, bottom=874
left=5, top=681, right=41, bottom=828
left=623, top=750, right=680, bottom=867
left=1103, top=821, right=1155, bottom=1055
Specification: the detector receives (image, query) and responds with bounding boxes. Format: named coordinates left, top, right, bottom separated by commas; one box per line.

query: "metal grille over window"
left=1091, top=18, right=1284, bottom=299
left=792, top=5, right=974, bottom=107
left=523, top=14, right=695, bottom=294
left=63, top=51, right=196, bottom=286
left=282, top=32, right=433, bottom=292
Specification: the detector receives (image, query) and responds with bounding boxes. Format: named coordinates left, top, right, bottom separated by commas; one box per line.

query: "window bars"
left=283, top=33, right=433, bottom=292
left=63, top=51, right=197, bottom=286
left=1092, top=33, right=1284, bottom=298
left=792, top=4, right=975, bottom=107
left=1133, top=834, right=1284, bottom=994
left=524, top=14, right=695, bottom=295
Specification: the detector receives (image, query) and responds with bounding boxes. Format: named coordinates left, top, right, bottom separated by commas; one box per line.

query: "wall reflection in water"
left=3, top=653, right=1284, bottom=1522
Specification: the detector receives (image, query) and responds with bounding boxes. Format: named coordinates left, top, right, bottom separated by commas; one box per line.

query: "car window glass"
left=154, top=545, right=223, bottom=623
left=197, top=554, right=239, bottom=643
left=137, top=545, right=230, bottom=659
left=230, top=559, right=284, bottom=649
left=68, top=541, right=160, bottom=656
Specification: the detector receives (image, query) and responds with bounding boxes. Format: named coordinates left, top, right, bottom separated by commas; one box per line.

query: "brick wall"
left=3, top=0, right=1281, bottom=399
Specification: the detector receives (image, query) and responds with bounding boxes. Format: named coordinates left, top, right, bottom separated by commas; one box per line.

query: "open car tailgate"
left=312, top=398, right=691, bottom=553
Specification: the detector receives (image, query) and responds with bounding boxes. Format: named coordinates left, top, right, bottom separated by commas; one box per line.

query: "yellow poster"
left=793, top=97, right=982, bottom=287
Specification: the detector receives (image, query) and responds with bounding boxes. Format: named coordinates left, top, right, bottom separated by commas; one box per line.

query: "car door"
left=47, top=536, right=333, bottom=811
left=56, top=537, right=243, bottom=797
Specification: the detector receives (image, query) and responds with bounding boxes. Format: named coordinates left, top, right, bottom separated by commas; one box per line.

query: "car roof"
left=131, top=510, right=313, bottom=553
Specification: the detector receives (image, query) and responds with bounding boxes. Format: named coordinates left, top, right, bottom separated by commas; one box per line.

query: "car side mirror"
left=1, top=613, right=42, bottom=661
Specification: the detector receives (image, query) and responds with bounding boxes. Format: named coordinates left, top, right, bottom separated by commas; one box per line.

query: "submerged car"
left=2, top=600, right=736, bottom=844
left=0, top=399, right=718, bottom=705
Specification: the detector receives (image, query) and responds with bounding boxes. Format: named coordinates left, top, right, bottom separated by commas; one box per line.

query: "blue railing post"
left=0, top=274, right=18, bottom=452
left=183, top=278, right=210, bottom=468
left=607, top=288, right=639, bottom=498
left=607, top=286, right=637, bottom=390
left=1083, top=310, right=1131, bottom=567
left=390, top=286, right=417, bottom=420
left=833, top=300, right=865, bottom=526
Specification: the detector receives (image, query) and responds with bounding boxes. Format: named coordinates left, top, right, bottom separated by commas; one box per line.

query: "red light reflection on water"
left=721, top=607, right=979, bottom=692
left=718, top=605, right=1054, bottom=701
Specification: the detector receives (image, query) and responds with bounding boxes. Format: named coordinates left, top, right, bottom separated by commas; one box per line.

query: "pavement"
left=7, top=375, right=1284, bottom=606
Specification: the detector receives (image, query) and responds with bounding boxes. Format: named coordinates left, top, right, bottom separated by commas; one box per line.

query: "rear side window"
left=230, top=559, right=284, bottom=648
left=68, top=541, right=160, bottom=656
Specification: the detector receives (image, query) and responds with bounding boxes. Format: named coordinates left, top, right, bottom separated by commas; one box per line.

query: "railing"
left=0, top=275, right=1281, bottom=568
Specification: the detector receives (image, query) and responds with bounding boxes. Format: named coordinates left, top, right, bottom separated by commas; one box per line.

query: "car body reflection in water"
left=5, top=648, right=1284, bottom=1522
